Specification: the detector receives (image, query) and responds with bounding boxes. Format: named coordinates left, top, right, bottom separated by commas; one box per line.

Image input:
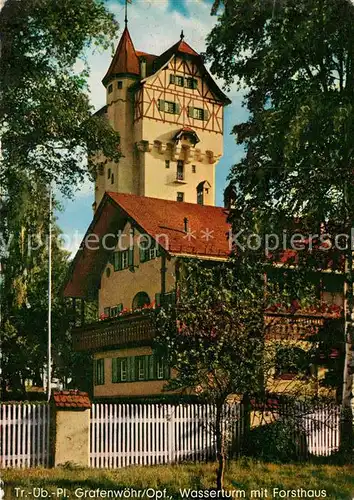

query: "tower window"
left=108, top=84, right=113, bottom=94
left=165, top=160, right=170, bottom=169
left=107, top=168, right=111, bottom=179
left=194, top=108, right=204, bottom=120
left=158, top=100, right=180, bottom=114
left=117, top=81, right=123, bottom=89
left=177, top=160, right=184, bottom=181
left=177, top=192, right=184, bottom=202
left=188, top=107, right=209, bottom=121
left=192, top=165, right=196, bottom=173
left=170, top=74, right=184, bottom=86
left=186, top=78, right=198, bottom=89
left=111, top=173, right=115, bottom=184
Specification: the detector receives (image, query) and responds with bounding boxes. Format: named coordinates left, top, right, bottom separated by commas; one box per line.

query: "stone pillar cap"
left=52, top=390, right=91, bottom=409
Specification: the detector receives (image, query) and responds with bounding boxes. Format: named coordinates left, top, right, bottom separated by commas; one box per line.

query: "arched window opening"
left=132, top=292, right=150, bottom=310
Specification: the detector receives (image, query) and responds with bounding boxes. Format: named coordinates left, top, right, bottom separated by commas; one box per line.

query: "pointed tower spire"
left=102, top=27, right=140, bottom=86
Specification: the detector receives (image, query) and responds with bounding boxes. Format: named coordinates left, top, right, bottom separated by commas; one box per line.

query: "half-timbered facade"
left=94, top=28, right=231, bottom=209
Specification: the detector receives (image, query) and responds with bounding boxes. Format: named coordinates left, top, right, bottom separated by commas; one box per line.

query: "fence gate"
left=0, top=403, right=50, bottom=468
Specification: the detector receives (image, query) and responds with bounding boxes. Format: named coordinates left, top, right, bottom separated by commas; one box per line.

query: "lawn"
left=2, top=460, right=354, bottom=499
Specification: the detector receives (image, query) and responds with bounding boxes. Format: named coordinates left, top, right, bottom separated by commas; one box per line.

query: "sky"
left=56, top=0, right=248, bottom=255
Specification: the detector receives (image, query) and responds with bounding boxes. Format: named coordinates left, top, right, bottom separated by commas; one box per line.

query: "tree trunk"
left=215, top=403, right=225, bottom=491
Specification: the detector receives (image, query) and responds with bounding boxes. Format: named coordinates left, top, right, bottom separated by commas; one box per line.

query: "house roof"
left=102, top=27, right=140, bottom=85
left=108, top=192, right=231, bottom=257
left=136, top=51, right=158, bottom=76
left=63, top=192, right=231, bottom=298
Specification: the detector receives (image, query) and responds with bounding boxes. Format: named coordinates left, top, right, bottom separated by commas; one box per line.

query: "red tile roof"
left=53, top=390, right=91, bottom=409
left=136, top=51, right=158, bottom=76
left=103, top=27, right=140, bottom=84
left=107, top=192, right=231, bottom=257
left=64, top=193, right=231, bottom=298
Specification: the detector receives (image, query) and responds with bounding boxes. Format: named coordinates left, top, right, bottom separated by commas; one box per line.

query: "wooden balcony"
left=72, top=311, right=156, bottom=352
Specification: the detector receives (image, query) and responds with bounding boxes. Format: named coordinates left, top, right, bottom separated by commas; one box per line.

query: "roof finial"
left=180, top=30, right=184, bottom=40
left=124, top=0, right=128, bottom=27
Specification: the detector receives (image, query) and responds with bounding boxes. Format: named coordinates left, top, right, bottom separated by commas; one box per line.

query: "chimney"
left=140, top=58, right=146, bottom=79
left=183, top=217, right=189, bottom=233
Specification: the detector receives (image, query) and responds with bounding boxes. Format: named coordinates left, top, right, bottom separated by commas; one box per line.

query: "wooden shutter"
left=170, top=74, right=175, bottom=84
left=114, top=251, right=121, bottom=271
left=128, top=246, right=134, bottom=268
left=155, top=293, right=161, bottom=307
left=203, top=109, right=209, bottom=121
left=187, top=106, right=194, bottom=117
left=112, top=358, right=117, bottom=383
left=175, top=102, right=180, bottom=114
left=149, top=354, right=155, bottom=380
left=134, top=357, right=140, bottom=381
left=144, top=355, right=150, bottom=380
left=164, top=359, right=170, bottom=380
left=158, top=99, right=165, bottom=111
left=127, top=357, right=135, bottom=382
left=192, top=79, right=198, bottom=89
left=139, top=245, right=146, bottom=263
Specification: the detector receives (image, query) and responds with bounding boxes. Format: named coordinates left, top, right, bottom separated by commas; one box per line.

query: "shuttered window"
left=111, top=355, right=169, bottom=383
left=188, top=106, right=209, bottom=121
left=158, top=100, right=180, bottom=114
left=113, top=250, right=129, bottom=271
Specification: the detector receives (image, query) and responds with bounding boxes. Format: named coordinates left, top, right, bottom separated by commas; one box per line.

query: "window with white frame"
left=156, top=359, right=164, bottom=380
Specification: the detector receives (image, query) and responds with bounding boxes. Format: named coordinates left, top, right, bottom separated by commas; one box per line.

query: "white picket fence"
left=0, top=404, right=50, bottom=468
left=0, top=401, right=346, bottom=469
left=90, top=403, right=244, bottom=468
left=298, top=404, right=341, bottom=456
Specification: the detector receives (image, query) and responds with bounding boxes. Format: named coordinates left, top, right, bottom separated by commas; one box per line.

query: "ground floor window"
left=112, top=355, right=169, bottom=383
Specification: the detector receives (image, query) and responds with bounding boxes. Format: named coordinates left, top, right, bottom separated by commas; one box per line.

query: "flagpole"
left=47, top=184, right=52, bottom=402
left=125, top=0, right=128, bottom=27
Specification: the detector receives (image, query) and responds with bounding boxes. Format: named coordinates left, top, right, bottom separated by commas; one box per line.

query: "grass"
left=2, top=460, right=354, bottom=499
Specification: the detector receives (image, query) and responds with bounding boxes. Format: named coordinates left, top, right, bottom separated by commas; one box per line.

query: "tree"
left=0, top=0, right=121, bottom=195
left=0, top=174, right=93, bottom=398
left=206, top=0, right=354, bottom=452
left=155, top=260, right=266, bottom=490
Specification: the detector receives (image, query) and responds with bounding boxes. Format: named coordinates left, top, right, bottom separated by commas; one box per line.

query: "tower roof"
left=102, top=27, right=140, bottom=85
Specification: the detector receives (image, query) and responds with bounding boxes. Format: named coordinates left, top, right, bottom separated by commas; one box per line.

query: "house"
left=64, top=191, right=231, bottom=399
